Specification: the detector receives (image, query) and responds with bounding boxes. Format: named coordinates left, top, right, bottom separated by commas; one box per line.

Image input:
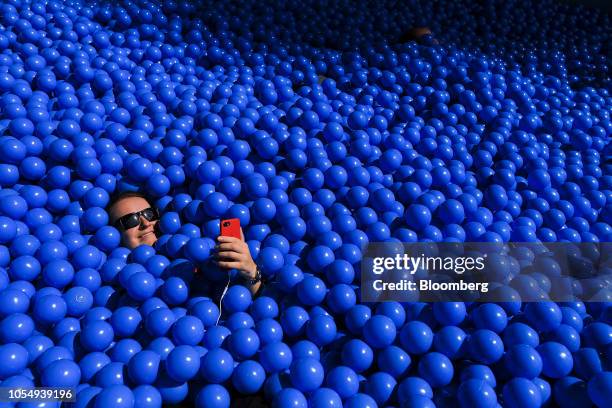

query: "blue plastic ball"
left=273, top=388, right=307, bottom=408
left=222, top=285, right=252, bottom=314
left=460, top=365, right=497, bottom=388
left=308, top=388, right=342, bottom=408
left=433, top=302, right=466, bottom=326
left=127, top=350, right=160, bottom=385
left=94, top=385, right=134, bottom=408
left=471, top=303, right=508, bottom=333
left=228, top=328, right=260, bottom=360
left=458, top=379, right=497, bottom=408
left=537, top=341, right=574, bottom=378
left=161, top=277, right=189, bottom=306
left=376, top=345, right=411, bottom=377
left=306, top=245, right=335, bottom=270
left=33, top=294, right=67, bottom=325
left=503, top=322, right=540, bottom=348
left=341, top=339, right=373, bottom=373
left=405, top=204, right=431, bottom=231
left=166, top=345, right=200, bottom=383
left=525, top=301, right=562, bottom=333
left=397, top=376, right=434, bottom=402
left=292, top=340, right=321, bottom=361
left=79, top=352, right=111, bottom=383
left=503, top=378, right=542, bottom=408
left=200, top=348, right=234, bottom=384
left=171, top=315, right=204, bottom=346
left=126, top=271, right=156, bottom=301
left=110, top=307, right=142, bottom=338
left=0, top=313, right=34, bottom=343
left=0, top=343, right=29, bottom=379
left=296, top=275, right=326, bottom=306
left=363, top=315, right=396, bottom=349
left=326, top=366, right=359, bottom=399
left=434, top=325, right=467, bottom=359
left=290, top=358, right=324, bottom=393
left=80, top=320, right=114, bottom=352
left=250, top=296, right=279, bottom=321
left=504, top=344, right=543, bottom=379
left=133, top=385, right=163, bottom=408
left=418, top=352, right=454, bottom=388
left=260, top=342, right=292, bottom=373
left=195, top=384, right=230, bottom=408
left=553, top=376, right=591, bottom=408
left=190, top=300, right=220, bottom=328
left=232, top=360, right=266, bottom=394
left=588, top=371, right=612, bottom=408
left=41, top=359, right=81, bottom=388
left=306, top=314, right=337, bottom=346
left=281, top=306, right=309, bottom=337
left=468, top=329, right=504, bottom=364
left=400, top=320, right=433, bottom=355
left=363, top=371, right=396, bottom=405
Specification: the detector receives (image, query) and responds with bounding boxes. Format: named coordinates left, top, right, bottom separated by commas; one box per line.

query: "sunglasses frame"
left=114, top=207, right=159, bottom=231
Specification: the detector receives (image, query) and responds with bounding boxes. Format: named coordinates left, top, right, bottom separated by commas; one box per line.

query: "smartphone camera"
left=223, top=221, right=230, bottom=227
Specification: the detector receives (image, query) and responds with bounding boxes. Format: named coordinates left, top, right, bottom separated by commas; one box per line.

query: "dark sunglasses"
left=114, top=207, right=159, bottom=231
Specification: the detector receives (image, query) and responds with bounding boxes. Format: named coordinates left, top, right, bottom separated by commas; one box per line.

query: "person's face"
left=411, top=27, right=432, bottom=38
left=109, top=196, right=158, bottom=249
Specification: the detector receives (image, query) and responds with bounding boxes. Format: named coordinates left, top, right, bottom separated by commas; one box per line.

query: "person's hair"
left=107, top=190, right=155, bottom=222
left=398, top=27, right=433, bottom=43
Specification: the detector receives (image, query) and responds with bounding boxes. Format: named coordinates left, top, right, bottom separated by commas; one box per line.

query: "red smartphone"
left=220, top=218, right=241, bottom=239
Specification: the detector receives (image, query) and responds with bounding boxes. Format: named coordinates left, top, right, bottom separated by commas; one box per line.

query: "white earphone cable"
left=216, top=274, right=231, bottom=326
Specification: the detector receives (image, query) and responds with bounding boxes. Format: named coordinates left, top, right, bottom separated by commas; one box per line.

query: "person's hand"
left=214, top=228, right=257, bottom=280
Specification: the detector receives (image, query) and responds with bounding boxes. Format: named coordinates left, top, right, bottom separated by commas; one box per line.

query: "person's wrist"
left=245, top=262, right=258, bottom=279
left=246, top=264, right=261, bottom=286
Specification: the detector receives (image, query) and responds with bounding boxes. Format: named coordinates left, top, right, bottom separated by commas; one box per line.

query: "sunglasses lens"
left=123, top=214, right=141, bottom=229
left=117, top=208, right=159, bottom=231
left=142, top=208, right=158, bottom=221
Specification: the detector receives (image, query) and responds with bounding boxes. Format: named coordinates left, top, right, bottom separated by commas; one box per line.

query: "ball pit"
left=0, top=0, right=610, bottom=406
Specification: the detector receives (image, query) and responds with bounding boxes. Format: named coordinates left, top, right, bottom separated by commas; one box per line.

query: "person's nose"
left=139, top=216, right=152, bottom=229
